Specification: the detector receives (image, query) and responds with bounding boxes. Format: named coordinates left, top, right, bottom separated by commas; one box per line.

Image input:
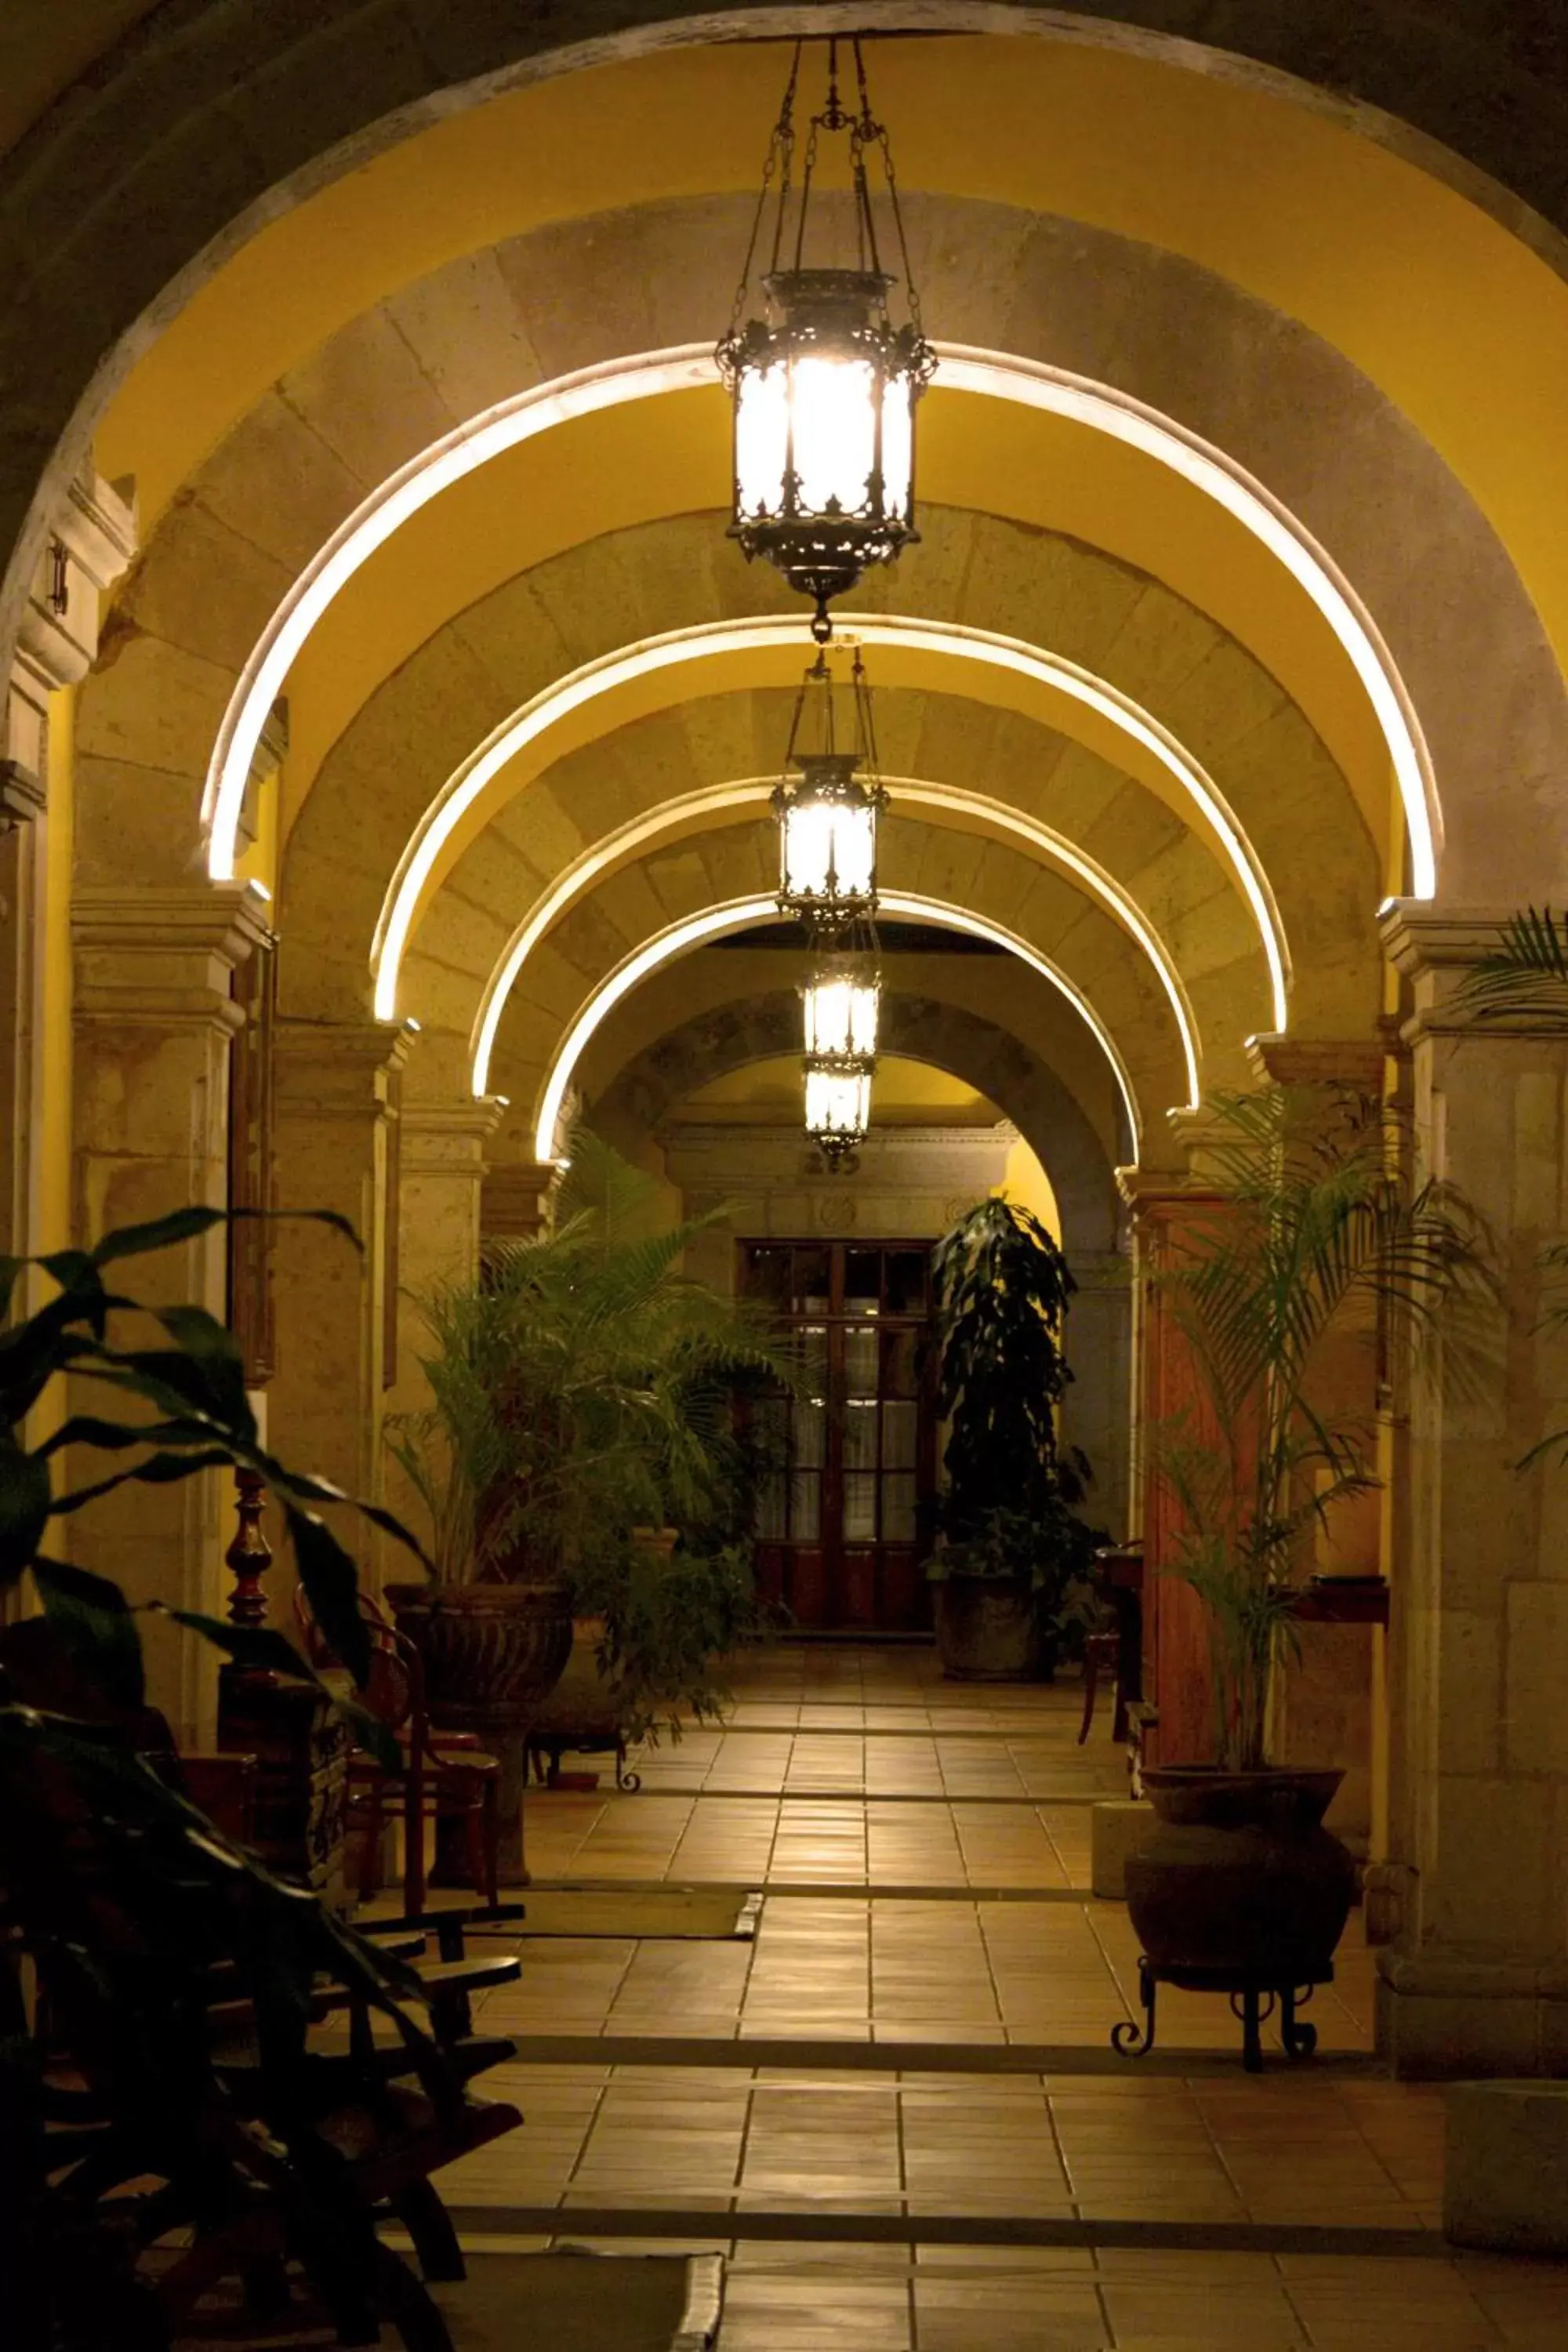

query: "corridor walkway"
left=441, top=1645, right=1568, bottom=2349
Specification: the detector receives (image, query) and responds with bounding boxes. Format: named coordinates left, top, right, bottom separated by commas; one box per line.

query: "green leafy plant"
left=0, top=1207, right=441, bottom=2341
left=1149, top=1086, right=1491, bottom=1770
left=1455, top=905, right=1568, bottom=1026
left=924, top=1199, right=1102, bottom=1610
left=387, top=1133, right=797, bottom=1721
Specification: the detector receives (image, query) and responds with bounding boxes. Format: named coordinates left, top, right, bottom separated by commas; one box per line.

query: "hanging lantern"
left=800, top=927, right=879, bottom=1174
left=802, top=949, right=880, bottom=1062
left=774, top=644, right=887, bottom=931
left=804, top=1057, right=873, bottom=1171
left=718, top=37, right=935, bottom=642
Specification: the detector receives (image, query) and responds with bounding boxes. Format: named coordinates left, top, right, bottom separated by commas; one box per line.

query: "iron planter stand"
left=1112, top=1957, right=1330, bottom=2072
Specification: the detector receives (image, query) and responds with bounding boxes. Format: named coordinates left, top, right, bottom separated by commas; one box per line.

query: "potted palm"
left=924, top=1198, right=1103, bottom=1679
left=1127, top=1084, right=1490, bottom=1998
left=385, top=1135, right=790, bottom=1820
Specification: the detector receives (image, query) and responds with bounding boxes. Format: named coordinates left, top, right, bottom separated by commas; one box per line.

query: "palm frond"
left=1457, top=908, right=1568, bottom=1025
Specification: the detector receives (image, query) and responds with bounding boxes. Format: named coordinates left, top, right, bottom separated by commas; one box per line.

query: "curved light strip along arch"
left=531, top=893, right=1143, bottom=1168
left=373, top=612, right=1288, bottom=1031
left=201, top=343, right=1437, bottom=900
left=469, top=776, right=1203, bottom=1106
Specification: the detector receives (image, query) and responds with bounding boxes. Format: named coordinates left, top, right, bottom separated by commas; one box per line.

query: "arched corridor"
left=7, top=4, right=1568, bottom=2343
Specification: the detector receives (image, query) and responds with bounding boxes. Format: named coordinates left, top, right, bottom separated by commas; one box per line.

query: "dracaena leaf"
left=158, top=1609, right=317, bottom=1684
left=31, top=1555, right=147, bottom=1711
left=50, top=1446, right=237, bottom=1515
left=89, top=1206, right=234, bottom=1265
left=284, top=1503, right=371, bottom=1686
left=152, top=1305, right=254, bottom=1436
left=0, top=1435, right=50, bottom=1585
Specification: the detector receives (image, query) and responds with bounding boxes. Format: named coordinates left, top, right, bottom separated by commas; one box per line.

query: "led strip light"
left=469, top=775, right=1203, bottom=1106
left=530, top=892, right=1144, bottom=1167
left=201, top=345, right=1437, bottom=905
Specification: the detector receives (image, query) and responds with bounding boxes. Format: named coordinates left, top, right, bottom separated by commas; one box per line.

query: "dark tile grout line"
left=633, top=1788, right=1112, bottom=1805
left=508, top=1880, right=1098, bottom=1901
left=499, top=2033, right=1386, bottom=2077
left=666, top=1722, right=1098, bottom=1742
left=443, top=2206, right=1445, bottom=2257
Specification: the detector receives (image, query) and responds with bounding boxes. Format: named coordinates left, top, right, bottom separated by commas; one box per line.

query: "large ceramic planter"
left=931, top=1574, right=1041, bottom=1681
left=1125, top=1766, right=1357, bottom=1984
left=386, top=1580, right=572, bottom=1879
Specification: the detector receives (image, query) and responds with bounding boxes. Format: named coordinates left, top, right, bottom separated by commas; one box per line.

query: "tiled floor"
left=429, top=1644, right=1568, bottom=2347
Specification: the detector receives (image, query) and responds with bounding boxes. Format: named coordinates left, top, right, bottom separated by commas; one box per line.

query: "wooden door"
left=745, top=1241, right=936, bottom=1632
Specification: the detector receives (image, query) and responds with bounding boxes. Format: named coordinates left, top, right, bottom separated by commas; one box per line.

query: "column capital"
left=1380, top=899, right=1568, bottom=1042
left=274, top=1018, right=411, bottom=1118
left=400, top=1098, right=506, bottom=1179
left=1115, top=1164, right=1223, bottom=1220
left=483, top=1157, right=564, bottom=1240
left=0, top=760, right=45, bottom=833
left=73, top=881, right=270, bottom=1037
left=1379, top=899, right=1526, bottom=978
left=1243, top=1032, right=1388, bottom=1092
left=6, top=467, right=138, bottom=796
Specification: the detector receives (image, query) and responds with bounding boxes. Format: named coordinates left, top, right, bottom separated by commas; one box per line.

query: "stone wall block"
left=1504, top=1584, right=1568, bottom=1774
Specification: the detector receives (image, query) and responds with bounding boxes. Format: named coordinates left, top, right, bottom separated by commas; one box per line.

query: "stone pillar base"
left=1377, top=1951, right=1568, bottom=2078
left=1091, top=1798, right=1156, bottom=1900
left=1446, top=2084, right=1568, bottom=2252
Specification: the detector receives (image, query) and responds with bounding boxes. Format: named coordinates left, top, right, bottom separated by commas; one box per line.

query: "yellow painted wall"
left=677, top=1053, right=1004, bottom=1127
left=997, top=1136, right=1062, bottom=1244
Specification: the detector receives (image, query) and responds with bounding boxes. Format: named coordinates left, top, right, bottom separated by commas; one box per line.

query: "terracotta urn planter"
left=1124, top=1766, right=1357, bottom=1984
left=386, top=1580, right=573, bottom=1879
left=931, top=1574, right=1043, bottom=1681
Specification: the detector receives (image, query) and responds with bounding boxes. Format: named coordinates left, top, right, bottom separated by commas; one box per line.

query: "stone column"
left=2, top=468, right=135, bottom=1274
left=1376, top=904, right=1568, bottom=2074
left=269, top=1022, right=410, bottom=1599
left=384, top=1098, right=506, bottom=1523
left=1120, top=1166, right=1227, bottom=1766
left=0, top=769, right=44, bottom=1265
left=71, top=881, right=270, bottom=1740
left=1062, top=1247, right=1133, bottom=1543
left=1247, top=1035, right=1390, bottom=1854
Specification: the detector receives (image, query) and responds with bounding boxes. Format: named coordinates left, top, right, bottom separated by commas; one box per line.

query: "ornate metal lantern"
left=804, top=1058, right=873, bottom=1171
left=800, top=928, right=879, bottom=1174
left=718, top=38, right=935, bottom=641
left=774, top=644, right=887, bottom=931
left=802, top=949, right=880, bottom=1062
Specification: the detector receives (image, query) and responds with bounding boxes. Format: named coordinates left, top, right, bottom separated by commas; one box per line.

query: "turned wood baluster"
left=225, top=1467, right=272, bottom=1629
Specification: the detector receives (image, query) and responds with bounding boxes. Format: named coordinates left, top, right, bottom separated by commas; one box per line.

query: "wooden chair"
left=294, top=1590, right=501, bottom=1919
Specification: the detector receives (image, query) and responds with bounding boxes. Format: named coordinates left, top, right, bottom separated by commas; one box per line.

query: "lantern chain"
left=724, top=41, right=801, bottom=351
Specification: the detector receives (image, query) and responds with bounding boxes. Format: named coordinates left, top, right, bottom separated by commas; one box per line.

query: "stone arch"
left=72, top=192, right=1568, bottom=915
left=590, top=972, right=1133, bottom=1525
left=593, top=987, right=1122, bottom=1256
left=8, top=1, right=1568, bottom=672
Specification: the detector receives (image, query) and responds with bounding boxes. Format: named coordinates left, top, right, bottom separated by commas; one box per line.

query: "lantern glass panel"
left=805, top=1062, right=872, bottom=1142
left=780, top=789, right=877, bottom=905
left=880, top=375, right=914, bottom=521
left=803, top=973, right=880, bottom=1059
left=735, top=361, right=789, bottom=518
left=790, top=351, right=879, bottom=515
